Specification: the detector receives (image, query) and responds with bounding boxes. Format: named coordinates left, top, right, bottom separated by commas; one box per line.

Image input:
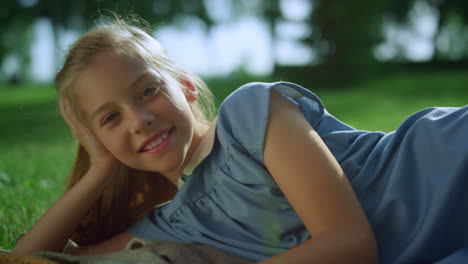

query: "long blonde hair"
left=56, top=16, right=215, bottom=245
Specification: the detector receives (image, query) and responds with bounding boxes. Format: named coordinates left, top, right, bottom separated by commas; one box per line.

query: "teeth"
left=143, top=131, right=169, bottom=151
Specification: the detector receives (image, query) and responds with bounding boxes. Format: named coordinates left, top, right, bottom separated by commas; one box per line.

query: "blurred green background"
left=1, top=0, right=468, bottom=250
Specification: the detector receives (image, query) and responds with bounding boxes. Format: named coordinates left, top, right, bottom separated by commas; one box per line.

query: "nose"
left=128, top=105, right=155, bottom=134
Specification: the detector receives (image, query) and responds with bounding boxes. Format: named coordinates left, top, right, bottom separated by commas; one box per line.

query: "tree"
left=0, top=1, right=36, bottom=83
left=382, top=0, right=468, bottom=62
left=307, top=0, right=383, bottom=84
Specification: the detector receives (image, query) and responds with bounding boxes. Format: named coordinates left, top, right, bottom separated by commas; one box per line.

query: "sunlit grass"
left=0, top=142, right=75, bottom=248
left=0, top=86, right=76, bottom=250
left=317, top=70, right=468, bottom=132
left=0, top=70, right=467, bottom=250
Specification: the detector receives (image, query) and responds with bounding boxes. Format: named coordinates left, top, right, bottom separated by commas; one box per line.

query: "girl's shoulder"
left=214, top=81, right=326, bottom=158
left=217, top=81, right=325, bottom=130
left=220, top=81, right=324, bottom=109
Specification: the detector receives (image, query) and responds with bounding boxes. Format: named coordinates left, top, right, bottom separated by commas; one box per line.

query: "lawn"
left=1, top=70, right=467, bottom=250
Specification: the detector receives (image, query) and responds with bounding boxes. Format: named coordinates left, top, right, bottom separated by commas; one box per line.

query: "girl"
left=12, top=17, right=468, bottom=264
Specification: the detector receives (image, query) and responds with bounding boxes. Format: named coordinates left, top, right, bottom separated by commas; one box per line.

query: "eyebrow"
left=89, top=71, right=158, bottom=122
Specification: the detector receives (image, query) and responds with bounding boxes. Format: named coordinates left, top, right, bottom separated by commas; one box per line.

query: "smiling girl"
left=12, top=17, right=468, bottom=264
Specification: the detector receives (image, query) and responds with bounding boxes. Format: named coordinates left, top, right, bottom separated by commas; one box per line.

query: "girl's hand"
left=13, top=98, right=125, bottom=256
left=60, top=97, right=120, bottom=171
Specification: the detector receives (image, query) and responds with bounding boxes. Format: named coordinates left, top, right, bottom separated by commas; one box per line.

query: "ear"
left=181, top=79, right=198, bottom=103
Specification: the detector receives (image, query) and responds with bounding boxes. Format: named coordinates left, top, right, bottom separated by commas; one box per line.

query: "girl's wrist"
left=84, top=162, right=121, bottom=188
left=89, top=160, right=120, bottom=173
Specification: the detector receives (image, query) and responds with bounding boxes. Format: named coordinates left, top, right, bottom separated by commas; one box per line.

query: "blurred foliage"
left=383, top=0, right=468, bottom=60
left=278, top=0, right=468, bottom=86
left=1, top=0, right=468, bottom=87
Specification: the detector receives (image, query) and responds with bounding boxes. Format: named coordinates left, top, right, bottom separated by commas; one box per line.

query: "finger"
left=60, top=97, right=82, bottom=134
left=60, top=100, right=86, bottom=145
left=59, top=97, right=66, bottom=121
left=59, top=97, right=74, bottom=127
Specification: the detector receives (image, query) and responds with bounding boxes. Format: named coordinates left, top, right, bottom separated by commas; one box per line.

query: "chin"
left=147, top=155, right=185, bottom=175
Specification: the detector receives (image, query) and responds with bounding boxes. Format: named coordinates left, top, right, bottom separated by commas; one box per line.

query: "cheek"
left=103, top=139, right=135, bottom=166
left=162, top=88, right=189, bottom=110
left=96, top=132, right=124, bottom=157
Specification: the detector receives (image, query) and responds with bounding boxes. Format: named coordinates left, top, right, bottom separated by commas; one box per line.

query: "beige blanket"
left=34, top=239, right=253, bottom=264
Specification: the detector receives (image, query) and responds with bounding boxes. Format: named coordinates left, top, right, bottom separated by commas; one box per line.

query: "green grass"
left=0, top=86, right=76, bottom=250
left=0, top=70, right=467, bottom=250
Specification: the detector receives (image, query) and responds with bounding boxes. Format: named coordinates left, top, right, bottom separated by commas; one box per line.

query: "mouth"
left=139, top=127, right=174, bottom=154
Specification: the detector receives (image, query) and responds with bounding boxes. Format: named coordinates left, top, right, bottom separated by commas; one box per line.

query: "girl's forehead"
left=89, top=51, right=146, bottom=73
left=84, top=51, right=168, bottom=84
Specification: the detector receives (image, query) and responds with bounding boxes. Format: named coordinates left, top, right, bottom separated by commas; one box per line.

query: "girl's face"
left=74, top=51, right=200, bottom=181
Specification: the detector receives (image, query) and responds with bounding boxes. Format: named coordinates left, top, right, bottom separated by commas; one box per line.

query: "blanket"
left=32, top=238, right=253, bottom=264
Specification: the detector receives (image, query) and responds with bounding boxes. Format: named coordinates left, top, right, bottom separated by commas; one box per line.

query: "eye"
left=141, top=87, right=158, bottom=97
left=102, top=113, right=120, bottom=126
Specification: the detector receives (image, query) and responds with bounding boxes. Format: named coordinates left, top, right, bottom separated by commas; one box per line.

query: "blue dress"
left=129, top=82, right=468, bottom=263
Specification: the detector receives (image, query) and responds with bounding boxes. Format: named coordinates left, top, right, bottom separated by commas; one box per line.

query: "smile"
left=139, top=128, right=174, bottom=154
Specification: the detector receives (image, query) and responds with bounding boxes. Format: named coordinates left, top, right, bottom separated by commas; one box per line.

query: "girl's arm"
left=13, top=98, right=132, bottom=255
left=259, top=90, right=378, bottom=264
left=13, top=164, right=132, bottom=255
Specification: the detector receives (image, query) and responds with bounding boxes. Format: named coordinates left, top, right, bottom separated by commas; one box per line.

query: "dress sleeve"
left=216, top=81, right=326, bottom=166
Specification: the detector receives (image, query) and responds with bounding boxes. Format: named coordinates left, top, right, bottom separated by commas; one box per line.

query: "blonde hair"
left=56, top=17, right=215, bottom=245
